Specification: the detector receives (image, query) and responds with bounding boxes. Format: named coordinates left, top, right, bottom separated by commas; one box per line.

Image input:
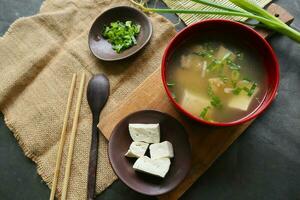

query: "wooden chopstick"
left=61, top=73, right=86, bottom=200
left=50, top=74, right=77, bottom=200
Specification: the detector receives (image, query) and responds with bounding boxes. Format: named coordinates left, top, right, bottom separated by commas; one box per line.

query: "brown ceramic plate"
left=108, top=110, right=191, bottom=196
left=88, top=6, right=152, bottom=61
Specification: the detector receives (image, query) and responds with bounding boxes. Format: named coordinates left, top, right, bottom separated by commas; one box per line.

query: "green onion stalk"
left=130, top=0, right=300, bottom=43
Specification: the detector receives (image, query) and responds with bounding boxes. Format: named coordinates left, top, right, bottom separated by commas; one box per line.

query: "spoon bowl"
left=87, top=75, right=110, bottom=115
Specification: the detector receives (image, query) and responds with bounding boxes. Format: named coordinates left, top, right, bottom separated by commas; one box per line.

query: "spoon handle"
left=87, top=116, right=100, bottom=200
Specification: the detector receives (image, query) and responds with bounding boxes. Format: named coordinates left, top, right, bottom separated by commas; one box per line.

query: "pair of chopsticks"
left=49, top=73, right=86, bottom=200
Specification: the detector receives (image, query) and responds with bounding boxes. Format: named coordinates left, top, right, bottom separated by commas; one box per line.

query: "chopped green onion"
left=219, top=75, right=229, bottom=83
left=102, top=20, right=141, bottom=53
left=243, top=77, right=252, bottom=82
left=208, top=84, right=223, bottom=109
left=247, top=82, right=257, bottom=96
left=167, top=83, right=175, bottom=87
left=222, top=52, right=232, bottom=61
left=232, top=82, right=257, bottom=96
left=208, top=59, right=223, bottom=73
left=208, top=84, right=214, bottom=97
left=130, top=0, right=300, bottom=43
left=236, top=51, right=244, bottom=60
left=231, top=70, right=240, bottom=81
left=200, top=106, right=211, bottom=120
left=232, top=87, right=242, bottom=95
left=193, top=50, right=213, bottom=59
left=210, top=96, right=222, bottom=109
left=227, top=59, right=241, bottom=70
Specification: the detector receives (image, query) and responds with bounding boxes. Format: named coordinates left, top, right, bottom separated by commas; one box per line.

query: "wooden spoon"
left=86, top=74, right=110, bottom=200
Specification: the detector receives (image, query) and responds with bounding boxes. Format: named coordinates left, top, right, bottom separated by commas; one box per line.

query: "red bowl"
left=161, top=19, right=279, bottom=127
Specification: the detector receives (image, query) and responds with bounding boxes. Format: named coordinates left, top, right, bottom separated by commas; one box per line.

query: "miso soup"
left=166, top=38, right=267, bottom=123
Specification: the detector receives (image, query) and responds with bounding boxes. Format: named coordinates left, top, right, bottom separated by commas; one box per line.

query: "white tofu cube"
left=180, top=89, right=210, bottom=116
left=228, top=87, right=259, bottom=111
left=133, top=156, right=171, bottom=178
left=128, top=123, right=160, bottom=143
left=149, top=141, right=174, bottom=159
left=208, top=78, right=225, bottom=93
left=125, top=142, right=149, bottom=158
left=215, top=45, right=236, bottom=61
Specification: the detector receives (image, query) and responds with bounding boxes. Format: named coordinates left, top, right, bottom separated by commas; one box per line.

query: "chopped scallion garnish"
left=247, top=82, right=257, bottom=96
left=200, top=106, right=211, bottom=120
left=208, top=84, right=223, bottom=109
left=102, top=21, right=141, bottom=53
left=227, top=59, right=241, bottom=70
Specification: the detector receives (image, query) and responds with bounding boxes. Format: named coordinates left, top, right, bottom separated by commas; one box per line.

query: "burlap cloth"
left=0, top=0, right=176, bottom=199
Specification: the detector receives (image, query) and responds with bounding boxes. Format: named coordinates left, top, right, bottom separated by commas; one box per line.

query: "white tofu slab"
left=228, top=87, right=259, bottom=111
left=133, top=156, right=171, bottom=178
left=128, top=123, right=160, bottom=143
left=125, top=142, right=149, bottom=158
left=149, top=141, right=174, bottom=159
left=180, top=89, right=210, bottom=116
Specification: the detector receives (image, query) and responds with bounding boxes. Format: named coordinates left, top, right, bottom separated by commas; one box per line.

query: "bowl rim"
left=88, top=6, right=153, bottom=61
left=108, top=109, right=191, bottom=196
left=161, top=19, right=280, bottom=127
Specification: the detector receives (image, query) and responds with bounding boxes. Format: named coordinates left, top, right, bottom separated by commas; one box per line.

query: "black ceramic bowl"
left=88, top=6, right=152, bottom=61
left=108, top=110, right=191, bottom=196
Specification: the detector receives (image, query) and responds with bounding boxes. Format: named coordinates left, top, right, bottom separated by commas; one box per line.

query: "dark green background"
left=0, top=0, right=300, bottom=199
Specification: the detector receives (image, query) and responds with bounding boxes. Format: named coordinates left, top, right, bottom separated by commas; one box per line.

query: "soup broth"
left=166, top=37, right=267, bottom=123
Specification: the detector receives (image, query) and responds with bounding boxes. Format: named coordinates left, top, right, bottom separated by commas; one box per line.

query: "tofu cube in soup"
left=133, top=156, right=171, bottom=178
left=180, top=89, right=211, bottom=116
left=228, top=86, right=259, bottom=111
left=128, top=123, right=160, bottom=143
left=125, top=142, right=149, bottom=158
left=209, top=78, right=225, bottom=93
left=150, top=141, right=174, bottom=159
left=215, top=45, right=236, bottom=61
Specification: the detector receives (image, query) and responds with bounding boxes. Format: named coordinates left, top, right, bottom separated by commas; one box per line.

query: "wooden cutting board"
left=99, top=3, right=293, bottom=200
